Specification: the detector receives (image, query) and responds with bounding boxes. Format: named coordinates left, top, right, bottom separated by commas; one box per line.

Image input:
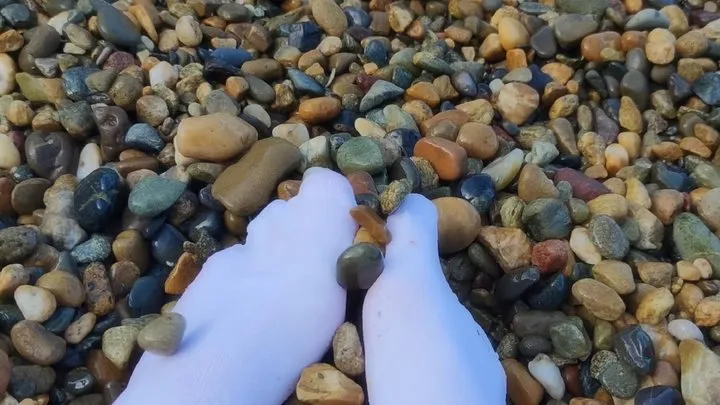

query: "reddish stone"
left=103, top=51, right=137, bottom=72
left=562, top=365, right=582, bottom=398
left=492, top=125, right=518, bottom=149
left=532, top=240, right=568, bottom=274
left=0, top=177, right=14, bottom=216
left=413, top=137, right=468, bottom=181
left=554, top=168, right=610, bottom=202
left=346, top=171, right=376, bottom=195
left=355, top=74, right=379, bottom=93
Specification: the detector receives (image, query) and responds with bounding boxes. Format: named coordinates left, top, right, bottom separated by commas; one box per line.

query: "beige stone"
left=296, top=363, right=364, bottom=405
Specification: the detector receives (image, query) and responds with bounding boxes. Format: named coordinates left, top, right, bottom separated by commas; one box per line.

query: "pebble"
left=14, top=286, right=56, bottom=323
left=212, top=138, right=301, bottom=216
left=82, top=262, right=114, bottom=316
left=528, top=354, right=565, bottom=400
left=332, top=322, right=364, bottom=377
left=337, top=137, right=384, bottom=175
left=296, top=363, right=364, bottom=405
left=613, top=325, right=655, bottom=375
left=550, top=319, right=592, bottom=359
left=679, top=339, right=720, bottom=404
left=175, top=113, right=258, bottom=162
left=478, top=226, right=532, bottom=272
left=102, top=325, right=138, bottom=370
left=36, top=270, right=85, bottom=307
left=572, top=279, right=626, bottom=321
left=11, top=320, right=66, bottom=366
left=64, top=313, right=96, bottom=345
left=137, top=313, right=186, bottom=356
left=128, top=176, right=186, bottom=218
left=590, top=350, right=639, bottom=398
left=503, top=359, right=544, bottom=405
left=336, top=243, right=384, bottom=290
left=435, top=197, right=482, bottom=255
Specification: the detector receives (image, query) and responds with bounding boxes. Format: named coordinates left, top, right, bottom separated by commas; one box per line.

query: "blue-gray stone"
left=522, top=198, right=573, bottom=241
left=127, top=276, right=164, bottom=317
left=70, top=234, right=112, bottom=264
left=613, top=325, right=655, bottom=375
left=0, top=3, right=36, bottom=28
left=344, top=7, right=370, bottom=27
left=74, top=168, right=122, bottom=232
left=128, top=176, right=186, bottom=218
left=587, top=215, right=629, bottom=260
left=125, top=123, right=165, bottom=154
left=693, top=73, right=720, bottom=107
left=209, top=48, right=252, bottom=67
left=287, top=68, right=325, bottom=95
left=359, top=80, right=403, bottom=112
left=62, top=67, right=99, bottom=101
left=392, top=66, right=414, bottom=89
left=494, top=266, right=541, bottom=302
left=364, top=39, right=388, bottom=67
left=413, top=52, right=453, bottom=75
left=452, top=71, right=477, bottom=97
left=624, top=9, right=670, bottom=30
left=92, top=0, right=140, bottom=48
left=635, top=386, right=684, bottom=405
left=150, top=224, right=186, bottom=267
left=288, top=22, right=321, bottom=52
left=43, top=307, right=75, bottom=335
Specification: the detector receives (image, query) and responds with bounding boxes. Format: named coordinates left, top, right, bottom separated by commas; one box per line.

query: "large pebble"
left=332, top=322, right=364, bottom=377
left=11, top=320, right=66, bottom=365
left=296, top=363, right=364, bottom=405
left=679, top=339, right=720, bottom=404
left=434, top=197, right=481, bottom=255
left=137, top=313, right=186, bottom=356
left=212, top=138, right=301, bottom=216
left=175, top=113, right=258, bottom=162
left=102, top=325, right=139, bottom=370
left=528, top=354, right=565, bottom=400
left=572, top=279, right=626, bottom=321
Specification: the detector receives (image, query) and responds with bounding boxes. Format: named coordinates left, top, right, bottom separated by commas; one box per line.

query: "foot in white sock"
left=115, top=168, right=356, bottom=405
left=363, top=194, right=506, bottom=405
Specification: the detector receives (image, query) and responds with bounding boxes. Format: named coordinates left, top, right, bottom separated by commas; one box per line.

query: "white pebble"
left=0, top=54, right=17, bottom=96
left=299, top=136, right=331, bottom=172
left=14, top=285, right=57, bottom=323
left=528, top=353, right=565, bottom=400
left=668, top=319, right=705, bottom=342
left=354, top=118, right=386, bottom=138
left=47, top=11, right=72, bottom=34
left=272, top=123, right=309, bottom=147
left=149, top=61, right=178, bottom=88
left=318, top=36, right=342, bottom=56
left=243, top=104, right=271, bottom=127
left=76, top=143, right=103, bottom=180
left=0, top=134, right=20, bottom=170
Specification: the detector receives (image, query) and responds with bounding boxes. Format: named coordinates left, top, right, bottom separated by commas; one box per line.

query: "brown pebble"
left=112, top=230, right=150, bottom=273
left=346, top=171, right=376, bottom=195
left=36, top=270, right=86, bottom=307
left=277, top=180, right=301, bottom=201
left=164, top=252, right=201, bottom=295
left=434, top=197, right=481, bottom=255
left=349, top=205, right=391, bottom=245
left=297, top=97, right=342, bottom=124
left=413, top=137, right=467, bottom=181
left=456, top=122, right=499, bottom=160
left=502, top=359, right=544, bottom=405
left=83, top=263, right=115, bottom=316
left=11, top=320, right=66, bottom=366
left=109, top=261, right=141, bottom=297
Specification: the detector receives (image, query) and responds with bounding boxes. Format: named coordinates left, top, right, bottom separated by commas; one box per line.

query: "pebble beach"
left=0, top=0, right=720, bottom=403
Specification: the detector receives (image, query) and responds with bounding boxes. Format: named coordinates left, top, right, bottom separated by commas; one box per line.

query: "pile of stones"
left=0, top=0, right=720, bottom=403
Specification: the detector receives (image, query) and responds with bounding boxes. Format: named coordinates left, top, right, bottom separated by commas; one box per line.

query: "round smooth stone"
left=127, top=276, right=164, bottom=317
left=74, top=168, right=122, bottom=232
left=336, top=243, right=384, bottom=290
left=137, top=313, right=186, bottom=356
left=494, top=266, right=541, bottom=302
left=455, top=173, right=496, bottom=214
left=634, top=386, right=684, bottom=405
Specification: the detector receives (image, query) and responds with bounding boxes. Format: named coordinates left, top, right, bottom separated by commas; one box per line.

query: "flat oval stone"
left=336, top=243, right=384, bottom=290
left=14, top=285, right=56, bottom=322
left=212, top=138, right=301, bottom=216
left=137, top=312, right=186, bottom=356
left=414, top=137, right=468, bottom=181
left=93, top=0, right=141, bottom=47
left=613, top=325, right=655, bottom=375
left=11, top=320, right=67, bottom=365
left=8, top=365, right=55, bottom=400
left=36, top=270, right=85, bottom=307
left=128, top=176, right=186, bottom=218
left=572, top=279, right=626, bottom=321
